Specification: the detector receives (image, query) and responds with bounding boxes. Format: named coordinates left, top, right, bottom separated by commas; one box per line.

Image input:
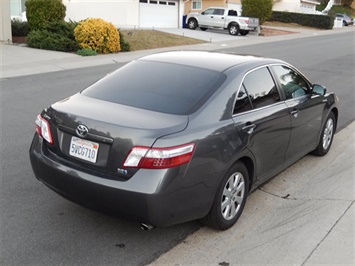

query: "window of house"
left=192, top=0, right=202, bottom=10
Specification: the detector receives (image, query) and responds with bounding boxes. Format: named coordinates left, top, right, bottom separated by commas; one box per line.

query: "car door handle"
left=211, top=16, right=214, bottom=18
left=221, top=17, right=224, bottom=19
left=290, top=109, right=299, bottom=118
left=242, top=124, right=256, bottom=134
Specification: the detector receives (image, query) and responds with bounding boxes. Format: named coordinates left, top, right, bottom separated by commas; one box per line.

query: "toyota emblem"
left=76, top=124, right=89, bottom=138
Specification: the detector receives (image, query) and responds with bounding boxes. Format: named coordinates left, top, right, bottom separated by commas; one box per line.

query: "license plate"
left=69, top=137, right=99, bottom=163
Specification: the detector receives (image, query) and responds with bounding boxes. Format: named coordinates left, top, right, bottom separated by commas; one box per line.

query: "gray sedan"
left=30, top=51, right=338, bottom=230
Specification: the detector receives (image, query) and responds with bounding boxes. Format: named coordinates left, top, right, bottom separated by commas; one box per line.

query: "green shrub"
left=27, top=20, right=79, bottom=52
left=270, top=11, right=334, bottom=29
left=25, top=0, right=66, bottom=30
left=77, top=49, right=98, bottom=56
left=27, top=30, right=78, bottom=52
left=44, top=20, right=78, bottom=40
left=74, top=18, right=120, bottom=54
left=242, top=0, right=273, bottom=24
left=119, top=30, right=130, bottom=52
left=11, top=19, right=30, bottom=36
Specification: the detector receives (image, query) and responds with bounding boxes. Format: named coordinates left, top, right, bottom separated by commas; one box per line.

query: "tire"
left=188, top=19, right=198, bottom=30
left=200, top=27, right=207, bottom=31
left=240, top=30, right=249, bottom=36
left=312, top=112, right=335, bottom=156
left=228, top=23, right=240, bottom=36
left=201, top=162, right=249, bottom=230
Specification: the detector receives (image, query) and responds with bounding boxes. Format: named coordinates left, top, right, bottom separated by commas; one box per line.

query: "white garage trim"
left=139, top=0, right=179, bottom=28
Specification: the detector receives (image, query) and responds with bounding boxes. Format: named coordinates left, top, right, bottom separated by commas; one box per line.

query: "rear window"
left=82, top=60, right=225, bottom=115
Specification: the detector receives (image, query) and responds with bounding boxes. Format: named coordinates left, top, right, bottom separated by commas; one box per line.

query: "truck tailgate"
left=248, top=17, right=259, bottom=28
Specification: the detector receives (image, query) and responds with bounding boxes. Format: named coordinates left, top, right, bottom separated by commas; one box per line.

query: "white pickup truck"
left=186, top=7, right=259, bottom=36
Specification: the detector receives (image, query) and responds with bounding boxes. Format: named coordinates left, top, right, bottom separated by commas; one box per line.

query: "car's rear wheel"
left=188, top=19, right=198, bottom=30
left=200, top=27, right=207, bottom=31
left=228, top=24, right=240, bottom=36
left=312, top=112, right=335, bottom=156
left=240, top=30, right=249, bottom=36
left=201, top=161, right=249, bottom=230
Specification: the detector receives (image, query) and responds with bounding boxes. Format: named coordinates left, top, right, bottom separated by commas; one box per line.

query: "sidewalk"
left=1, top=25, right=354, bottom=79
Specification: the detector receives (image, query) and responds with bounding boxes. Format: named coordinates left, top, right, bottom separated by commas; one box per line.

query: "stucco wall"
left=63, top=0, right=140, bottom=28
left=184, top=0, right=225, bottom=15
left=273, top=1, right=301, bottom=12
left=1, top=0, right=12, bottom=42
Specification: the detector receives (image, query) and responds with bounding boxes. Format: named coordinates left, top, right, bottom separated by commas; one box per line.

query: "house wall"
left=273, top=0, right=320, bottom=14
left=63, top=0, right=140, bottom=28
left=1, top=0, right=12, bottom=42
left=184, top=0, right=241, bottom=15
left=300, top=2, right=317, bottom=14
left=273, top=0, right=301, bottom=13
left=184, top=0, right=225, bottom=15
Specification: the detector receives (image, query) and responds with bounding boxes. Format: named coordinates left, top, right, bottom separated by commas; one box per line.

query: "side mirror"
left=201, top=11, right=205, bottom=15
left=312, top=84, right=327, bottom=96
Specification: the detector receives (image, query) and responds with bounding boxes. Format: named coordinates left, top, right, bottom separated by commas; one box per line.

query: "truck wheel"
left=240, top=30, right=249, bottom=36
left=188, top=19, right=198, bottom=30
left=200, top=27, right=207, bottom=31
left=228, top=24, right=240, bottom=36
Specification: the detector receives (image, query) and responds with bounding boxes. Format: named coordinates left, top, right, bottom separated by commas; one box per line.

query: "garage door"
left=139, top=0, right=178, bottom=28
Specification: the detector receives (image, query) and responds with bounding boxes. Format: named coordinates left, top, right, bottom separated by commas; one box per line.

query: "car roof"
left=139, top=51, right=284, bottom=72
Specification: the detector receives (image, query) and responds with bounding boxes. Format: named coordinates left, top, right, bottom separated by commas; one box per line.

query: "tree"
left=25, top=0, right=66, bottom=30
left=241, top=0, right=273, bottom=25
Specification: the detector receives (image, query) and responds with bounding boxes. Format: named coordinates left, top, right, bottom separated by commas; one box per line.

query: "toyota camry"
left=30, top=51, right=338, bottom=230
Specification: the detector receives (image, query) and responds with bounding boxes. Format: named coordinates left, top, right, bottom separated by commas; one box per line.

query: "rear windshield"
left=82, top=60, right=225, bottom=115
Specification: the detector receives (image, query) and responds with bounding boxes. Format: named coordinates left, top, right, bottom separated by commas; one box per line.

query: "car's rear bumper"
left=29, top=135, right=212, bottom=227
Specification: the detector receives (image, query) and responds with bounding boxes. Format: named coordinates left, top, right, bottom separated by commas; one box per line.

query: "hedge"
left=269, top=11, right=334, bottom=29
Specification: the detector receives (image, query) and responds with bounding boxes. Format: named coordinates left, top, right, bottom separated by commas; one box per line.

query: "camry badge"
left=76, top=125, right=89, bottom=138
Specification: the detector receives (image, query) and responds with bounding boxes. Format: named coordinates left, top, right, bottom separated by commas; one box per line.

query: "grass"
left=119, top=29, right=205, bottom=51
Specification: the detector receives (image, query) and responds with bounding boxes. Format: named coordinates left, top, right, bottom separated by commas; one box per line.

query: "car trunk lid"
left=43, top=93, right=189, bottom=179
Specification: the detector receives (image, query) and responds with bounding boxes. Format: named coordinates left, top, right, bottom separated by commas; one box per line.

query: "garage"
left=139, top=0, right=179, bottom=28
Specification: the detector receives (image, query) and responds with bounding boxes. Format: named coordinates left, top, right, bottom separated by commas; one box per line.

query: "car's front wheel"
left=201, top=162, right=249, bottom=230
left=312, top=112, right=335, bottom=156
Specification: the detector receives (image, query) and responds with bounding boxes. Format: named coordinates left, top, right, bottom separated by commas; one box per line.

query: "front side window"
left=271, top=65, right=310, bottom=100
left=242, top=67, right=280, bottom=109
left=192, top=0, right=202, bottom=10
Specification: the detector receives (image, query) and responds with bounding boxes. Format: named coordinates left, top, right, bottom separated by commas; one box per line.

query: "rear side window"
left=234, top=85, right=252, bottom=114
left=82, top=60, right=225, bottom=115
left=242, top=67, right=280, bottom=109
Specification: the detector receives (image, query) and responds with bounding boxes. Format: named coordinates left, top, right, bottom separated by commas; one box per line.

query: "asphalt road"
left=1, top=31, right=354, bottom=265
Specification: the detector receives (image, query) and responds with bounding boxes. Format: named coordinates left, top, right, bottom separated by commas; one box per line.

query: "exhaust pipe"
left=140, top=223, right=155, bottom=231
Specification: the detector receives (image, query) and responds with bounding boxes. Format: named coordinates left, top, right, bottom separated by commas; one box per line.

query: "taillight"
left=35, top=114, right=53, bottom=144
left=123, top=143, right=195, bottom=169
left=245, top=20, right=250, bottom=24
